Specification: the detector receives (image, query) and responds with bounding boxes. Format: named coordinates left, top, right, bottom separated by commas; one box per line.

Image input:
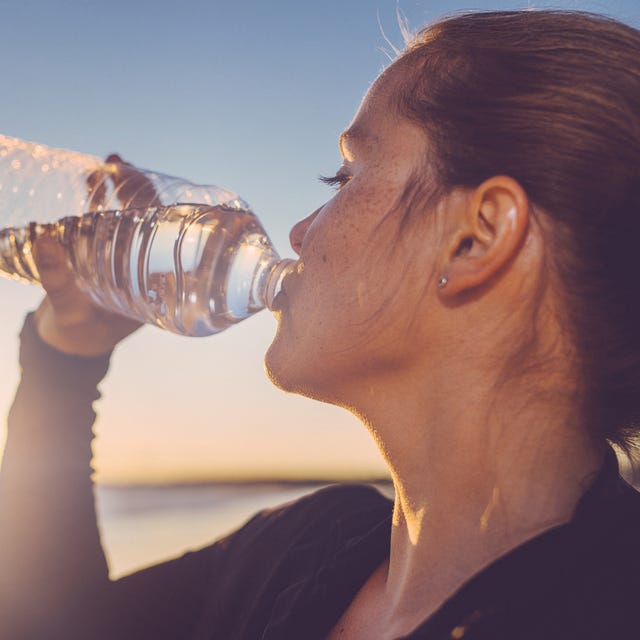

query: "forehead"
left=341, top=61, right=418, bottom=152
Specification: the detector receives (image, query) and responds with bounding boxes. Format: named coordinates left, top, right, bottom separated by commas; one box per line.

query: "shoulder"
left=562, top=479, right=640, bottom=636
left=190, top=483, right=392, bottom=635
left=223, top=483, right=392, bottom=551
left=595, top=479, right=640, bottom=584
left=589, top=478, right=640, bottom=568
left=479, top=480, right=640, bottom=639
left=268, top=482, right=391, bottom=519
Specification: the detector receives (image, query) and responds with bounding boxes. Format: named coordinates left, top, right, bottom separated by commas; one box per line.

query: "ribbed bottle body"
left=0, top=135, right=294, bottom=336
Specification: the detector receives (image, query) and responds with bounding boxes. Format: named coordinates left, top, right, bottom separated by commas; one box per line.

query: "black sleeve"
left=0, top=313, right=393, bottom=640
left=0, top=314, right=213, bottom=639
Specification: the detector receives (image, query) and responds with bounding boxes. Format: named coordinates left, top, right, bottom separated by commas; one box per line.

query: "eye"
left=318, top=171, right=352, bottom=191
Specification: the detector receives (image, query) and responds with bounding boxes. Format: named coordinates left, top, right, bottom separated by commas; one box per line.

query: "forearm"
left=0, top=312, right=112, bottom=636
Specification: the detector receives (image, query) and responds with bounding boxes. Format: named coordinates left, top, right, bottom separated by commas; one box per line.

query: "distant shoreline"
left=98, top=477, right=394, bottom=490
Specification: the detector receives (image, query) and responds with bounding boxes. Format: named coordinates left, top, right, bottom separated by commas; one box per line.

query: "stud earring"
left=437, top=276, right=448, bottom=288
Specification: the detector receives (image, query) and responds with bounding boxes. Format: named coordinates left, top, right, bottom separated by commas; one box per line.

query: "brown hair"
left=397, top=10, right=640, bottom=451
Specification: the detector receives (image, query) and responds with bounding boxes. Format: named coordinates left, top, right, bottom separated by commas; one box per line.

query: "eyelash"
left=319, top=172, right=352, bottom=191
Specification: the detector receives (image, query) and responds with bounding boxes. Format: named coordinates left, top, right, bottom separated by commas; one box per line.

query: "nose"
left=289, top=207, right=321, bottom=256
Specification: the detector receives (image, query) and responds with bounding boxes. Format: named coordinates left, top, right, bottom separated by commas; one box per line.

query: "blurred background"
left=1, top=0, right=638, bottom=576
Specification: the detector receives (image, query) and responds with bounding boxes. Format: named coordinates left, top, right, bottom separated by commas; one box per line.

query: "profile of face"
left=265, top=62, right=446, bottom=406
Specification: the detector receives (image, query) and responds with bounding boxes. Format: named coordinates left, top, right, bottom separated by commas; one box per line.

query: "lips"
left=270, top=288, right=286, bottom=312
left=270, top=267, right=298, bottom=312
left=269, top=257, right=304, bottom=313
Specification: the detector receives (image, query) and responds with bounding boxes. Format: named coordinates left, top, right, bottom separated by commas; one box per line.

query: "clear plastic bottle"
left=0, top=134, right=294, bottom=336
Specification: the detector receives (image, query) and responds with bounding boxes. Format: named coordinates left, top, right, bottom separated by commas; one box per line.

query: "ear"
left=438, top=176, right=530, bottom=297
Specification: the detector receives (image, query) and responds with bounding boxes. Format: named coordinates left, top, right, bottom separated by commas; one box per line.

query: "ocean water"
left=96, top=471, right=638, bottom=580
left=96, top=481, right=392, bottom=579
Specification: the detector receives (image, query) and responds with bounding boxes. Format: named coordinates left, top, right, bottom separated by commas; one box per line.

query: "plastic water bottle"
left=0, top=134, right=294, bottom=336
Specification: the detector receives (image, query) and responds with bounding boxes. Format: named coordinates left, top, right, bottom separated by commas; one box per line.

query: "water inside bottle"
left=0, top=204, right=288, bottom=336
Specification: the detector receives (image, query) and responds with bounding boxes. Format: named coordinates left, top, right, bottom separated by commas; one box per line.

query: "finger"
left=86, top=169, right=108, bottom=211
left=106, top=154, right=136, bottom=167
left=32, top=235, right=76, bottom=294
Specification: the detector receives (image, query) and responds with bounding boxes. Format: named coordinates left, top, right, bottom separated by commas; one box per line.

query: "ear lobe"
left=439, top=177, right=529, bottom=297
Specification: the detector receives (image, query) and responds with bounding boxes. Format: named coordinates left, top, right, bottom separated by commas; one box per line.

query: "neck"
left=349, top=366, right=604, bottom=636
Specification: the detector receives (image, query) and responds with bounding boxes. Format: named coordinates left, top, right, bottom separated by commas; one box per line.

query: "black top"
left=1, top=313, right=640, bottom=640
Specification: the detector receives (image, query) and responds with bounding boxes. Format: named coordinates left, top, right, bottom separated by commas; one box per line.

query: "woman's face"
left=266, top=64, right=443, bottom=403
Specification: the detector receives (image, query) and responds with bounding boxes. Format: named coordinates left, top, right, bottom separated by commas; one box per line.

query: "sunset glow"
left=1, top=0, right=638, bottom=484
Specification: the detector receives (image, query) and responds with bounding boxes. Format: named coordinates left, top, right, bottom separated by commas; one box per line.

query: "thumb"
left=33, top=233, right=76, bottom=296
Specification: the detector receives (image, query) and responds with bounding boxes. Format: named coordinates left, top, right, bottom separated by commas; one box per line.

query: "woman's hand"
left=33, top=231, right=141, bottom=356
left=87, top=153, right=162, bottom=212
left=32, top=153, right=159, bottom=356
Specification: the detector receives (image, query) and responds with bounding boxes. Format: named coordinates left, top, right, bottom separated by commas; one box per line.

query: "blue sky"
left=1, top=0, right=639, bottom=481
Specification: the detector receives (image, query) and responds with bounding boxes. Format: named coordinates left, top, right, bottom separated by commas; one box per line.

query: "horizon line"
left=97, top=475, right=393, bottom=489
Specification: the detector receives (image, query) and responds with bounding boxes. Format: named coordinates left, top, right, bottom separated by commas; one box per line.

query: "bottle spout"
left=265, top=258, right=296, bottom=310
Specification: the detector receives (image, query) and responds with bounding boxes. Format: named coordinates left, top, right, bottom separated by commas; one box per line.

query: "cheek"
left=304, top=183, right=395, bottom=272
left=269, top=186, right=439, bottom=389
left=349, top=220, right=441, bottom=364
left=303, top=189, right=429, bottom=331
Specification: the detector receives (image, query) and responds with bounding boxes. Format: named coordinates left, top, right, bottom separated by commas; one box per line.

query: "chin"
left=264, top=337, right=334, bottom=402
left=264, top=334, right=298, bottom=393
left=264, top=319, right=308, bottom=393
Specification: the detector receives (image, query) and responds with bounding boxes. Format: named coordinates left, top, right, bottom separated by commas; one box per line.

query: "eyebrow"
left=338, top=126, right=368, bottom=156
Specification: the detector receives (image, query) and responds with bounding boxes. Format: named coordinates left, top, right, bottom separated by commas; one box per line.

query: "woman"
left=1, top=9, right=640, bottom=640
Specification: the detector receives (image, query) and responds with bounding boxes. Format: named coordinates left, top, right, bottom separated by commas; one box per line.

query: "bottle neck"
left=263, top=258, right=296, bottom=310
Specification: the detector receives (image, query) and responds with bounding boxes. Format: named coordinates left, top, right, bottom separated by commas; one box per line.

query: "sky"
left=1, top=0, right=639, bottom=483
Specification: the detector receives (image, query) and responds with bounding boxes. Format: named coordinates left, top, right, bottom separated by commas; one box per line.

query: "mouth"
left=268, top=258, right=303, bottom=314
left=269, top=267, right=296, bottom=313
left=265, top=259, right=296, bottom=312
left=270, top=288, right=287, bottom=312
